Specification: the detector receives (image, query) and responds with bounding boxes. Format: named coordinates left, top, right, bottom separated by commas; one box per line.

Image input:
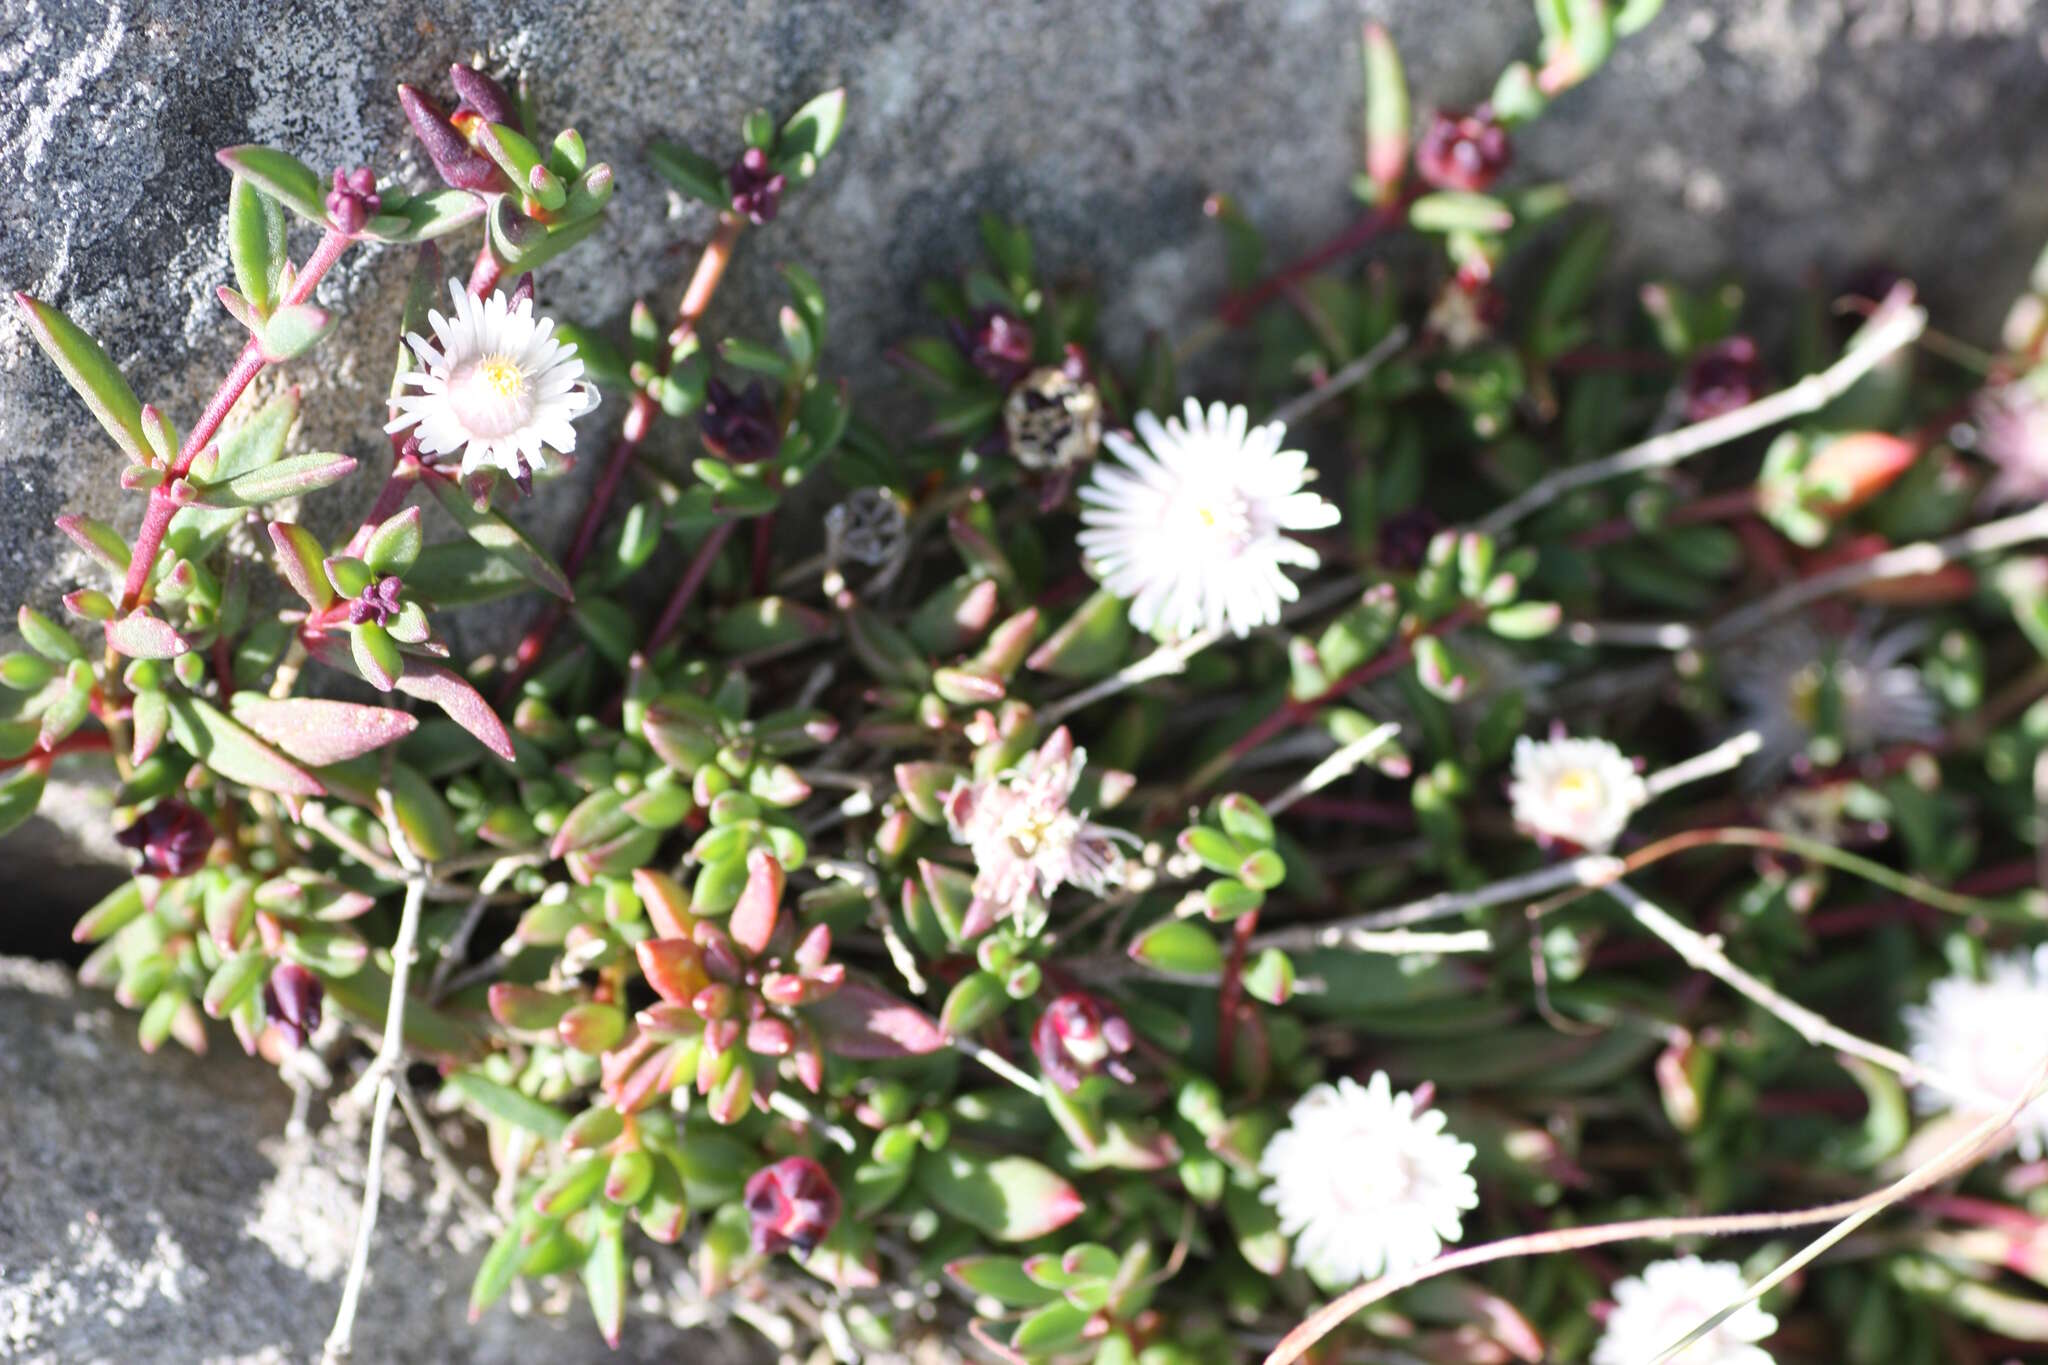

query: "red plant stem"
left=1217, top=194, right=1413, bottom=328
left=500, top=213, right=748, bottom=695
left=1215, top=909, right=1260, bottom=1085
left=340, top=453, right=424, bottom=559
left=1571, top=487, right=1758, bottom=550
left=1280, top=796, right=1416, bottom=827
left=0, top=729, right=112, bottom=774
left=647, top=520, right=738, bottom=653
left=751, top=512, right=775, bottom=595
left=1180, top=605, right=1481, bottom=798
left=120, top=227, right=354, bottom=613
left=466, top=241, right=503, bottom=298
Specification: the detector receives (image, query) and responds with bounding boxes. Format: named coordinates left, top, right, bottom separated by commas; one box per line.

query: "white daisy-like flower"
left=942, top=726, right=1131, bottom=934
left=1723, top=618, right=1938, bottom=786
left=1258, top=1072, right=1478, bottom=1286
left=385, top=280, right=600, bottom=481
left=1593, top=1256, right=1777, bottom=1365
left=1077, top=400, right=1338, bottom=639
left=1903, top=945, right=2048, bottom=1156
left=1508, top=734, right=1646, bottom=852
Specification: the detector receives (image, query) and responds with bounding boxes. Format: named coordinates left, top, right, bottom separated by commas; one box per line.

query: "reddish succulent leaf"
left=228, top=696, right=418, bottom=766
left=808, top=979, right=946, bottom=1059
left=104, top=611, right=190, bottom=659
left=729, top=849, right=785, bottom=957
left=636, top=938, right=710, bottom=1006
left=305, top=634, right=513, bottom=759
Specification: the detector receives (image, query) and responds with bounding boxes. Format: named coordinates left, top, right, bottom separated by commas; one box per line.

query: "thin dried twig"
left=323, top=792, right=432, bottom=1364
left=1606, top=879, right=1999, bottom=1108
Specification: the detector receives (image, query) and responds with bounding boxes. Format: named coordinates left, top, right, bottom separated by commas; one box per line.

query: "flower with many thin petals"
left=1904, top=945, right=2048, bottom=1157
left=1079, top=400, right=1338, bottom=639
left=1723, top=618, right=1938, bottom=784
left=386, top=280, right=600, bottom=483
left=1593, top=1256, right=1777, bottom=1365
left=1508, top=734, right=1645, bottom=852
left=1973, top=374, right=2048, bottom=506
left=1259, top=1072, right=1478, bottom=1286
left=943, top=727, right=1129, bottom=927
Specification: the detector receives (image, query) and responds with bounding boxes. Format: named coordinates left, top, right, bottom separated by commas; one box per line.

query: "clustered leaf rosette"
left=609, top=850, right=844, bottom=1124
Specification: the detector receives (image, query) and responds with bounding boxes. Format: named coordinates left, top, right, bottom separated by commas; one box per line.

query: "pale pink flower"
left=943, top=726, right=1128, bottom=932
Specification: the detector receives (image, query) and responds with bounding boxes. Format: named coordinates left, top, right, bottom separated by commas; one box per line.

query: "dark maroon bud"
left=511, top=451, right=535, bottom=499
left=1375, top=507, right=1443, bottom=572
left=448, top=63, right=519, bottom=130
left=1415, top=107, right=1511, bottom=193
left=700, top=377, right=783, bottom=462
left=1031, top=992, right=1137, bottom=1093
left=948, top=307, right=1036, bottom=388
left=398, top=84, right=506, bottom=193
left=727, top=146, right=788, bottom=226
left=1682, top=336, right=1766, bottom=423
left=744, top=1156, right=841, bottom=1255
left=347, top=575, right=404, bottom=627
left=324, top=165, right=382, bottom=236
left=262, top=962, right=324, bottom=1049
left=507, top=271, right=536, bottom=311
left=115, top=799, right=215, bottom=878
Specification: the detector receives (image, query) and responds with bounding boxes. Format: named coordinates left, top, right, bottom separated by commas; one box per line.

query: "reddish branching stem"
left=500, top=212, right=748, bottom=696
left=120, top=227, right=354, bottom=613
left=1179, top=604, right=1481, bottom=800
left=1216, top=194, right=1413, bottom=329
left=0, top=729, right=112, bottom=774
left=647, top=520, right=737, bottom=654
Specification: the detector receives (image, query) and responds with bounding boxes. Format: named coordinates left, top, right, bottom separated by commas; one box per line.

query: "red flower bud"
left=262, top=962, right=323, bottom=1050
left=727, top=146, right=788, bottom=226
left=1031, top=992, right=1137, bottom=1093
left=1415, top=107, right=1510, bottom=192
left=1683, top=336, right=1767, bottom=423
left=744, top=1156, right=841, bottom=1255
left=115, top=799, right=215, bottom=878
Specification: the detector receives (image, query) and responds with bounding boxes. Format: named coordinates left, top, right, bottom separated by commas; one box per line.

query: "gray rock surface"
left=0, top=957, right=732, bottom=1364
left=3, top=0, right=2048, bottom=903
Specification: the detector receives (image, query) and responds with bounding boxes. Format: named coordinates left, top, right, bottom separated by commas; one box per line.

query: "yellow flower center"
left=478, top=354, right=525, bottom=400
left=1551, top=767, right=1604, bottom=812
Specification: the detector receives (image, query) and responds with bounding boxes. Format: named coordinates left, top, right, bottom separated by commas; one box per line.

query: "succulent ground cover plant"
left=15, top=3, right=2048, bottom=1361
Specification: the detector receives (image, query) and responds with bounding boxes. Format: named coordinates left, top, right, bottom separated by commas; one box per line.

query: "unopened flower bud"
left=325, top=165, right=382, bottom=235
left=115, top=799, right=215, bottom=878
left=744, top=1156, right=841, bottom=1254
left=700, top=377, right=782, bottom=463
left=951, top=307, right=1036, bottom=388
left=448, top=63, right=519, bottom=130
left=1682, top=336, right=1766, bottom=423
left=1031, top=992, right=1137, bottom=1092
left=728, top=146, right=788, bottom=226
left=262, top=962, right=324, bottom=1050
left=1415, top=107, right=1511, bottom=192
left=347, top=575, right=404, bottom=627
